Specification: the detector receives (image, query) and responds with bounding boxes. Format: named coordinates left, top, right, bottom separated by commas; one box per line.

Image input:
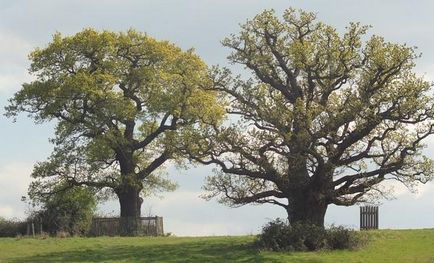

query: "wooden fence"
left=360, top=206, right=379, bottom=230
left=26, top=220, right=43, bottom=236
left=90, top=216, right=164, bottom=236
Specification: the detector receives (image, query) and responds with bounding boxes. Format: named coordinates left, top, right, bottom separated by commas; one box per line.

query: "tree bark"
left=286, top=191, right=328, bottom=228
left=117, top=187, right=143, bottom=236
left=116, top=149, right=145, bottom=236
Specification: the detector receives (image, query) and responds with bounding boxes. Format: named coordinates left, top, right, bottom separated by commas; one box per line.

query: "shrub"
left=326, top=225, right=359, bottom=250
left=255, top=219, right=289, bottom=251
left=0, top=217, right=26, bottom=237
left=256, top=219, right=366, bottom=252
left=28, top=185, right=97, bottom=236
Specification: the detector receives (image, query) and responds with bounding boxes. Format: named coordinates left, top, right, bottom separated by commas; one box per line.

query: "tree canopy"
left=183, top=8, right=434, bottom=226
left=6, top=29, right=224, bottom=234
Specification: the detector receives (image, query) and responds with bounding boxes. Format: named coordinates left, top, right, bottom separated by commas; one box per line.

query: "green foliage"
left=326, top=225, right=367, bottom=250
left=256, top=219, right=364, bottom=251
left=187, top=6, right=434, bottom=226
left=5, top=28, right=225, bottom=218
left=30, top=185, right=97, bottom=236
left=0, top=217, right=26, bottom=237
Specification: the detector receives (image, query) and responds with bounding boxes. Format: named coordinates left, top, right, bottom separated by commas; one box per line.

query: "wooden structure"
left=90, top=216, right=164, bottom=236
left=26, top=217, right=43, bottom=236
left=360, top=206, right=379, bottom=230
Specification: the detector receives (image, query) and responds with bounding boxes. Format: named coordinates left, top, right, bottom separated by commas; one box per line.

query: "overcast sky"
left=1, top=0, right=434, bottom=236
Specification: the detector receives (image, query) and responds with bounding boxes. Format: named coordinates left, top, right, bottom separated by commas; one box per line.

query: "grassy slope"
left=0, top=229, right=433, bottom=263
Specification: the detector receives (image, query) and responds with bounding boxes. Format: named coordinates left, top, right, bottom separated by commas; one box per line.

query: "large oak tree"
left=184, top=8, right=434, bottom=227
left=6, top=29, right=224, bottom=235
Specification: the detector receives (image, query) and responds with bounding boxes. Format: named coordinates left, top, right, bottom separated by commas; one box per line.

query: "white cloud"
left=411, top=182, right=434, bottom=199
left=0, top=30, right=32, bottom=67
left=380, top=179, right=434, bottom=201
left=0, top=73, right=33, bottom=93
left=149, top=190, right=204, bottom=207
left=381, top=180, right=411, bottom=198
left=0, top=205, right=14, bottom=218
left=0, top=30, right=33, bottom=92
left=0, top=162, right=34, bottom=219
left=165, top=220, right=249, bottom=237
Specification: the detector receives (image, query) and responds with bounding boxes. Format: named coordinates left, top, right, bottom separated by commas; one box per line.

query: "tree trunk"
left=116, top=149, right=144, bottom=236
left=286, top=191, right=328, bottom=228
left=118, top=187, right=143, bottom=236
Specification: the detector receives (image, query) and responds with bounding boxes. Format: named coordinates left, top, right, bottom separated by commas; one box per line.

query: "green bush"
left=0, top=217, right=26, bottom=237
left=255, top=219, right=288, bottom=251
left=326, top=225, right=365, bottom=250
left=29, top=185, right=97, bottom=236
left=256, top=219, right=365, bottom=251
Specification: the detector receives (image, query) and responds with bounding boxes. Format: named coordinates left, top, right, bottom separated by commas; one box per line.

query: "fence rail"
left=360, top=206, right=379, bottom=230
left=90, top=216, right=164, bottom=236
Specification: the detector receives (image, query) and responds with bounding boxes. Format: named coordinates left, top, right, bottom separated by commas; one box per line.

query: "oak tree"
left=6, top=29, right=224, bottom=235
left=185, top=8, right=434, bottom=227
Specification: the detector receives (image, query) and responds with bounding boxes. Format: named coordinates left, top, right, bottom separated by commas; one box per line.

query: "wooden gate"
left=360, top=206, right=379, bottom=230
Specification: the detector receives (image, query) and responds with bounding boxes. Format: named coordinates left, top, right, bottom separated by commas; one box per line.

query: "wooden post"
left=374, top=206, right=378, bottom=229
left=156, top=216, right=164, bottom=236
left=368, top=206, right=371, bottom=228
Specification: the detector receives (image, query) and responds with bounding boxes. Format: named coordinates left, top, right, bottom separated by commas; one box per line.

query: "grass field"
left=0, top=229, right=433, bottom=262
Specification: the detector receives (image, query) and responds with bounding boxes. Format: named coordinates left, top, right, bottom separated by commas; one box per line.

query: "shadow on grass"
left=10, top=241, right=258, bottom=263
left=8, top=240, right=325, bottom=263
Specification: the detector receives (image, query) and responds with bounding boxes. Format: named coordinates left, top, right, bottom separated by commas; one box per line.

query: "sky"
left=1, top=0, right=434, bottom=236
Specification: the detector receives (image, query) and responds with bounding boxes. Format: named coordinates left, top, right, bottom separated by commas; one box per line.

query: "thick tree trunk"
left=118, top=187, right=143, bottom=236
left=286, top=192, right=328, bottom=228
left=116, top=149, right=144, bottom=236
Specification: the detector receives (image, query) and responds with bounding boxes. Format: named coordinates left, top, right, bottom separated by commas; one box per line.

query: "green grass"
left=0, top=229, right=433, bottom=262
